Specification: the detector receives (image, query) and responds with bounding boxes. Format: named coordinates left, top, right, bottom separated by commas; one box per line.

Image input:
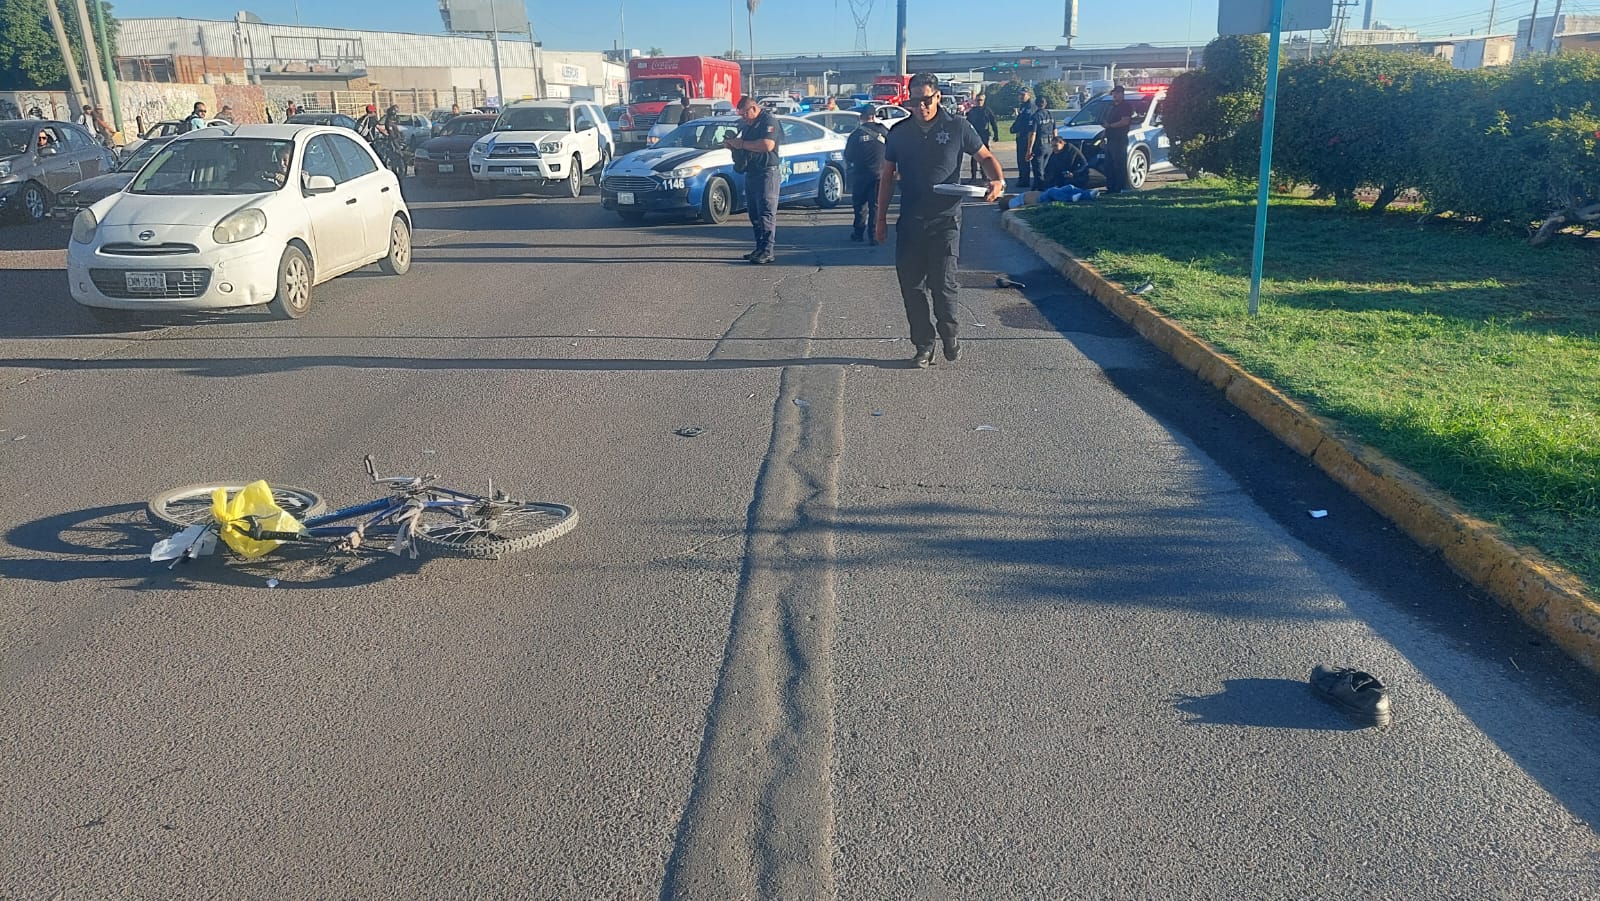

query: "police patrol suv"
left=600, top=115, right=848, bottom=224
left=469, top=99, right=613, bottom=198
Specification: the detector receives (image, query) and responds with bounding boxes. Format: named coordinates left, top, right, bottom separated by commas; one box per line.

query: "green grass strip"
left=1022, top=181, right=1600, bottom=588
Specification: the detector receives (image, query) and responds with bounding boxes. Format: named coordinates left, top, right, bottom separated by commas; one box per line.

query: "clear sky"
left=110, top=0, right=1581, bottom=57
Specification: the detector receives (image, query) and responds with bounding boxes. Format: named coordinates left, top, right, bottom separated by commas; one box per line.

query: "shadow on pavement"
left=1174, top=678, right=1363, bottom=731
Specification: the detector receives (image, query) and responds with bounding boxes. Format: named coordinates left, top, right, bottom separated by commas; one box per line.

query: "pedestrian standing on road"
left=963, top=94, right=999, bottom=182
left=76, top=105, right=95, bottom=129
left=875, top=73, right=1006, bottom=368
left=1102, top=85, right=1136, bottom=194
left=218, top=105, right=234, bottom=123
left=184, top=102, right=208, bottom=133
left=28, top=106, right=44, bottom=119
left=723, top=95, right=782, bottom=264
left=845, top=105, right=888, bottom=244
left=1029, top=95, right=1056, bottom=189
left=1009, top=90, right=1036, bottom=189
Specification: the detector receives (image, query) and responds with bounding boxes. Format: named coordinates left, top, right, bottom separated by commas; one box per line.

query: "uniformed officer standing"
left=1029, top=95, right=1056, bottom=188
left=1008, top=91, right=1036, bottom=189
left=1101, top=85, right=1136, bottom=194
left=874, top=73, right=1006, bottom=368
left=723, top=96, right=782, bottom=264
left=844, top=105, right=888, bottom=244
left=963, top=94, right=999, bottom=181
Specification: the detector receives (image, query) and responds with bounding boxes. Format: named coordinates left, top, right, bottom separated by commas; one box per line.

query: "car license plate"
left=126, top=271, right=167, bottom=291
left=504, top=166, right=523, bottom=176
left=618, top=192, right=635, bottom=205
left=437, top=163, right=454, bottom=173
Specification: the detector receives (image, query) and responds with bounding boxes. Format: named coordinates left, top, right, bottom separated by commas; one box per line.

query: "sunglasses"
left=906, top=95, right=939, bottom=107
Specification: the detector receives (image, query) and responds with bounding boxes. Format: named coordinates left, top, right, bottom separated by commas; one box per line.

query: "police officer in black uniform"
left=723, top=95, right=782, bottom=264
left=875, top=73, right=1006, bottom=368
left=1101, top=85, right=1136, bottom=193
left=1028, top=95, right=1056, bottom=189
left=844, top=105, right=888, bottom=244
left=1008, top=89, right=1035, bottom=189
left=963, top=93, right=999, bottom=182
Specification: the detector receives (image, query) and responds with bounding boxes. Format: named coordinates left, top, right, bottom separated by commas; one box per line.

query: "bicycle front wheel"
left=413, top=500, right=578, bottom=559
left=147, top=482, right=327, bottom=530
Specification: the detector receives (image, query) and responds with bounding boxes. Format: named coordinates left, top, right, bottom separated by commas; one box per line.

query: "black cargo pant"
left=850, top=176, right=878, bottom=239
left=895, top=214, right=961, bottom=349
left=1103, top=131, right=1130, bottom=192
left=745, top=165, right=780, bottom=255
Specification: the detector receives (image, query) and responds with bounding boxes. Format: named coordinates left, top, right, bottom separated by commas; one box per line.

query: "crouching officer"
left=723, top=96, right=782, bottom=264
left=845, top=105, right=888, bottom=244
left=875, top=73, right=1006, bottom=368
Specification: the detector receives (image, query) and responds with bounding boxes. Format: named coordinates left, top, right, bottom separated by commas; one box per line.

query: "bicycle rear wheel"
left=148, top=483, right=327, bottom=530
left=413, top=499, right=578, bottom=559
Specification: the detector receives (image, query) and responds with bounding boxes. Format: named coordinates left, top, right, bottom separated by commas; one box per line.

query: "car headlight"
left=0, top=159, right=11, bottom=178
left=413, top=148, right=431, bottom=160
left=213, top=208, right=266, bottom=244
left=470, top=143, right=488, bottom=157
left=71, top=209, right=98, bottom=244
left=664, top=165, right=703, bottom=179
left=538, top=141, right=563, bottom=154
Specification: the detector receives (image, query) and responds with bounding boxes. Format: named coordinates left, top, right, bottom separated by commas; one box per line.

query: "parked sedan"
left=804, top=111, right=867, bottom=137
left=123, top=118, right=231, bottom=158
left=285, top=113, right=361, bottom=132
left=413, top=113, right=495, bottom=185
left=0, top=120, right=116, bottom=223
left=600, top=115, right=846, bottom=224
left=50, top=135, right=175, bottom=221
left=68, top=124, right=412, bottom=321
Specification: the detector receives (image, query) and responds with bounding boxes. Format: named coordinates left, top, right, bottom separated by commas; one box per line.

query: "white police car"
left=601, top=115, right=847, bottom=224
left=1054, top=86, right=1173, bottom=190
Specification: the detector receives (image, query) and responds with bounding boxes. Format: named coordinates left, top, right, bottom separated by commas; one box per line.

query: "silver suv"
left=0, top=119, right=115, bottom=223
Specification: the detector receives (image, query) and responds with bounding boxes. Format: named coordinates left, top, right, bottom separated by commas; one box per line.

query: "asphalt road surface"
left=3, top=169, right=1600, bottom=899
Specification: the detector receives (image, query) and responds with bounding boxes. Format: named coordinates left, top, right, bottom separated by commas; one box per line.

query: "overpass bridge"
left=742, top=42, right=1211, bottom=85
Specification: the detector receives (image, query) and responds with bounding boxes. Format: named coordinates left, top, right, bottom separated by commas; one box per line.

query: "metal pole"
left=72, top=0, right=107, bottom=113
left=729, top=0, right=736, bottom=57
left=91, top=0, right=123, bottom=132
left=1526, top=0, right=1541, bottom=50
left=749, top=8, right=756, bottom=88
left=489, top=0, right=506, bottom=106
left=1247, top=0, right=1286, bottom=317
left=1486, top=0, right=1497, bottom=33
left=895, top=0, right=907, bottom=75
left=1547, top=0, right=1564, bottom=53
left=44, top=0, right=89, bottom=113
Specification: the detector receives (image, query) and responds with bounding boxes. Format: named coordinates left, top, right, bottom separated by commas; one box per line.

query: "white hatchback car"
left=470, top=99, right=612, bottom=198
left=68, top=124, right=411, bottom=321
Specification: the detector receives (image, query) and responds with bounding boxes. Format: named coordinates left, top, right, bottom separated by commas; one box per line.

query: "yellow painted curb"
left=1002, top=211, right=1600, bottom=675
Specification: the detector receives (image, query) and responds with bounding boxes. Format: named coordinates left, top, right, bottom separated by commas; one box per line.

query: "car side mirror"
left=303, top=174, right=337, bottom=194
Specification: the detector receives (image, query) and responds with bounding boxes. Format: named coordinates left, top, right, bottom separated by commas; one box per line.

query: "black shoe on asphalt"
left=751, top=254, right=775, bottom=265
left=868, top=237, right=879, bottom=246
left=911, top=346, right=935, bottom=369
left=942, top=337, right=961, bottom=362
left=849, top=232, right=863, bottom=242
left=742, top=250, right=762, bottom=261
left=1310, top=665, right=1392, bottom=727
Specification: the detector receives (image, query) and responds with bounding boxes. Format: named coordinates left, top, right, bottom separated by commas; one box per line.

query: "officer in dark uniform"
left=1029, top=95, right=1056, bottom=189
left=1008, top=89, right=1035, bottom=189
left=844, top=105, right=888, bottom=244
left=1102, top=85, right=1136, bottom=193
left=723, top=95, right=782, bottom=263
left=875, top=73, right=1006, bottom=368
left=963, top=93, right=999, bottom=182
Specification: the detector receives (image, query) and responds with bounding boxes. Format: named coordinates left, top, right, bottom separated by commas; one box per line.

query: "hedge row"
left=1165, top=38, right=1600, bottom=226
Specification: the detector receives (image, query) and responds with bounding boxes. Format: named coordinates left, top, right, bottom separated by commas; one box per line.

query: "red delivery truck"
left=869, top=74, right=912, bottom=105
left=617, top=56, right=742, bottom=152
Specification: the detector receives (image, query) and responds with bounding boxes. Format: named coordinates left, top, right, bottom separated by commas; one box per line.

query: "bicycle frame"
left=291, top=485, right=488, bottom=541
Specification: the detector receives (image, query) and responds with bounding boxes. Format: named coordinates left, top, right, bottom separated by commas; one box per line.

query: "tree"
left=0, top=0, right=120, bottom=91
left=1162, top=34, right=1271, bottom=177
left=724, top=49, right=743, bottom=59
left=646, top=47, right=664, bottom=58
left=1035, top=80, right=1070, bottom=110
left=987, top=79, right=1028, bottom=116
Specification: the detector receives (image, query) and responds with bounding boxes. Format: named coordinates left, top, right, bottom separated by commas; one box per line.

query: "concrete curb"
left=1001, top=211, right=1600, bottom=674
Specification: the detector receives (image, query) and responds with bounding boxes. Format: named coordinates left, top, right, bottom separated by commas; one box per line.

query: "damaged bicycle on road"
left=148, top=456, right=578, bottom=566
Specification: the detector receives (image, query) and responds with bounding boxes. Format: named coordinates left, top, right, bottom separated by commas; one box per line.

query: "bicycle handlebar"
left=363, top=455, right=439, bottom=491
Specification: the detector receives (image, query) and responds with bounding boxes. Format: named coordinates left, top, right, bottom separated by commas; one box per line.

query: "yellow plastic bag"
left=211, top=481, right=303, bottom=559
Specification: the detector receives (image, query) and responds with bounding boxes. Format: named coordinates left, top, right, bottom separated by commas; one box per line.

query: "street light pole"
left=895, top=0, right=907, bottom=75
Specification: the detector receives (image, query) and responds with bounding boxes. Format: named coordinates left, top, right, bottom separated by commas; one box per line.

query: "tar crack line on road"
left=663, top=264, right=842, bottom=898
